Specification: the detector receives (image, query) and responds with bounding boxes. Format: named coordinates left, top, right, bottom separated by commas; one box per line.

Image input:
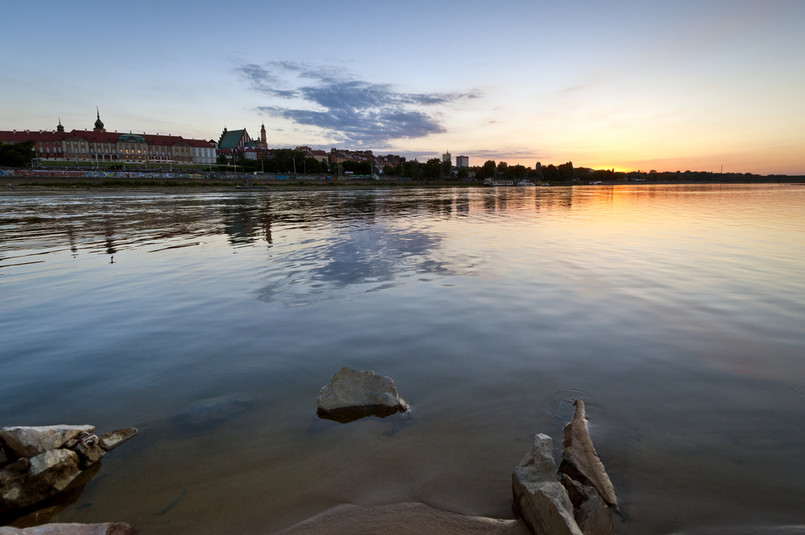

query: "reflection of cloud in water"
left=257, top=224, right=451, bottom=306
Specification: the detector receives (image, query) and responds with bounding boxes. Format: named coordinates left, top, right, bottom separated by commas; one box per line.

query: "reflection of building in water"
left=221, top=198, right=275, bottom=246
left=0, top=110, right=216, bottom=165
left=259, top=199, right=273, bottom=245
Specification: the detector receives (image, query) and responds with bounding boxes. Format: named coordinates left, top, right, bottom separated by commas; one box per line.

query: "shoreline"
left=3, top=175, right=804, bottom=192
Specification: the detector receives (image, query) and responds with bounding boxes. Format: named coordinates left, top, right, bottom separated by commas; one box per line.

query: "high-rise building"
left=442, top=150, right=452, bottom=165
left=456, top=155, right=469, bottom=168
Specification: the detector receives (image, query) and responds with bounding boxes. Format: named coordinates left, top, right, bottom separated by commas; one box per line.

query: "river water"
left=1, top=184, right=804, bottom=534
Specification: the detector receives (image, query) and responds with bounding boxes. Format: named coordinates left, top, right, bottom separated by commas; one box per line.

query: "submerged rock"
left=0, top=426, right=137, bottom=516
left=317, top=367, right=409, bottom=423
left=179, top=394, right=252, bottom=428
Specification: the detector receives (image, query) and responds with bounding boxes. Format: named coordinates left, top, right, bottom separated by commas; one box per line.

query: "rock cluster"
left=0, top=522, right=133, bottom=535
left=317, top=367, right=409, bottom=423
left=512, top=400, right=618, bottom=535
left=0, top=426, right=137, bottom=515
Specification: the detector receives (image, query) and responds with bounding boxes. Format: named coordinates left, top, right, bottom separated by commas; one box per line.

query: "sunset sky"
left=2, top=0, right=803, bottom=174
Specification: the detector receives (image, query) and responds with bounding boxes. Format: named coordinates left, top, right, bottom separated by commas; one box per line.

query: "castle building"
left=0, top=110, right=216, bottom=165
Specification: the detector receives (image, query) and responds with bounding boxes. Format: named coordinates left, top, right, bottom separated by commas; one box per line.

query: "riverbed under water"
left=1, top=184, right=804, bottom=534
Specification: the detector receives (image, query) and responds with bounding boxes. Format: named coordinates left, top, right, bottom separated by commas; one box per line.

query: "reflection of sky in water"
left=256, top=223, right=453, bottom=305
left=2, top=186, right=805, bottom=533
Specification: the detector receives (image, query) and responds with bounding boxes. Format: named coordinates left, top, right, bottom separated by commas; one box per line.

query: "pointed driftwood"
left=559, top=400, right=618, bottom=509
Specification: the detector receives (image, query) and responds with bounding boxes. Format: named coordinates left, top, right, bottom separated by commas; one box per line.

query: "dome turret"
left=94, top=107, right=105, bottom=132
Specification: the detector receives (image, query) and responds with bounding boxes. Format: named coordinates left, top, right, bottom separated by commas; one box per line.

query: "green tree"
left=507, top=164, right=527, bottom=179
left=456, top=166, right=469, bottom=180
left=558, top=161, right=574, bottom=181
left=481, top=160, right=497, bottom=179
left=304, top=157, right=323, bottom=174
left=402, top=159, right=423, bottom=179
left=342, top=160, right=371, bottom=175
left=423, top=158, right=442, bottom=179
left=542, top=164, right=559, bottom=181
left=441, top=159, right=452, bottom=177
left=0, top=141, right=35, bottom=167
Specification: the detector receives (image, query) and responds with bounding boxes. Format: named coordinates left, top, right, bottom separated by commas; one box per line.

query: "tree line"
left=5, top=139, right=780, bottom=182
left=0, top=140, right=35, bottom=167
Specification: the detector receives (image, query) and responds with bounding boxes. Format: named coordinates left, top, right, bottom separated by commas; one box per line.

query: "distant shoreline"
left=3, top=175, right=804, bottom=192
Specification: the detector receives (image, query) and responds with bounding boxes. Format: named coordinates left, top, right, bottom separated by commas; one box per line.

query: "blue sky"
left=2, top=0, right=804, bottom=174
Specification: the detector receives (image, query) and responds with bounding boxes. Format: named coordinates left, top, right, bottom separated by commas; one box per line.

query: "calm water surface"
left=1, top=185, right=804, bottom=533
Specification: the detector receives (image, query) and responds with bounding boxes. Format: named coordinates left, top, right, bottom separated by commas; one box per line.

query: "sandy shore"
left=275, top=502, right=530, bottom=535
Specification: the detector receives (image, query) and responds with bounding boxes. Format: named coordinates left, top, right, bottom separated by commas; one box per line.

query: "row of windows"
left=37, top=144, right=196, bottom=155
left=30, top=143, right=213, bottom=160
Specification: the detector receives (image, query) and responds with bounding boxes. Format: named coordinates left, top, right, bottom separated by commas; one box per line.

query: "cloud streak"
left=237, top=62, right=478, bottom=146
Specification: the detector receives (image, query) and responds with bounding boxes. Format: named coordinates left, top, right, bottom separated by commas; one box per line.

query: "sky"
left=2, top=0, right=804, bottom=175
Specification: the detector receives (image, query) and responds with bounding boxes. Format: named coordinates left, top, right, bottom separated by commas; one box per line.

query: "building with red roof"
left=0, top=111, right=216, bottom=165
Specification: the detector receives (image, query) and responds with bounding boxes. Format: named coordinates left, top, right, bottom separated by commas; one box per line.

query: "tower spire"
left=94, top=107, right=105, bottom=132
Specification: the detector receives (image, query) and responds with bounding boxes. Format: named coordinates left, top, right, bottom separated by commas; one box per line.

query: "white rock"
left=317, top=368, right=409, bottom=421
left=98, top=428, right=138, bottom=452
left=512, top=434, right=583, bottom=535
left=0, top=523, right=133, bottom=534
left=0, top=426, right=95, bottom=458
left=28, top=449, right=81, bottom=492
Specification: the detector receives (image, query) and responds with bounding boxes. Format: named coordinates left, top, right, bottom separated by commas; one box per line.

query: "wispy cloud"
left=236, top=62, right=479, bottom=146
left=466, top=148, right=549, bottom=163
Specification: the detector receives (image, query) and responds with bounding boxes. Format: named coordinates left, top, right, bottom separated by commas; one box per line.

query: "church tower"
left=94, top=107, right=106, bottom=132
left=57, top=117, right=65, bottom=133
left=260, top=122, right=267, bottom=147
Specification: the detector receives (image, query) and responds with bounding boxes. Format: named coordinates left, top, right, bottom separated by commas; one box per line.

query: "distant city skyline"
left=2, top=0, right=803, bottom=175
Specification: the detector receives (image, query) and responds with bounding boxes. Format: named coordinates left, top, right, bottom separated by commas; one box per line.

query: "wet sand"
left=276, top=502, right=530, bottom=535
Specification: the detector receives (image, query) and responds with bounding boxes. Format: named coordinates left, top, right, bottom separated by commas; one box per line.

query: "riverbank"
left=2, top=175, right=477, bottom=190
left=4, top=175, right=804, bottom=192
